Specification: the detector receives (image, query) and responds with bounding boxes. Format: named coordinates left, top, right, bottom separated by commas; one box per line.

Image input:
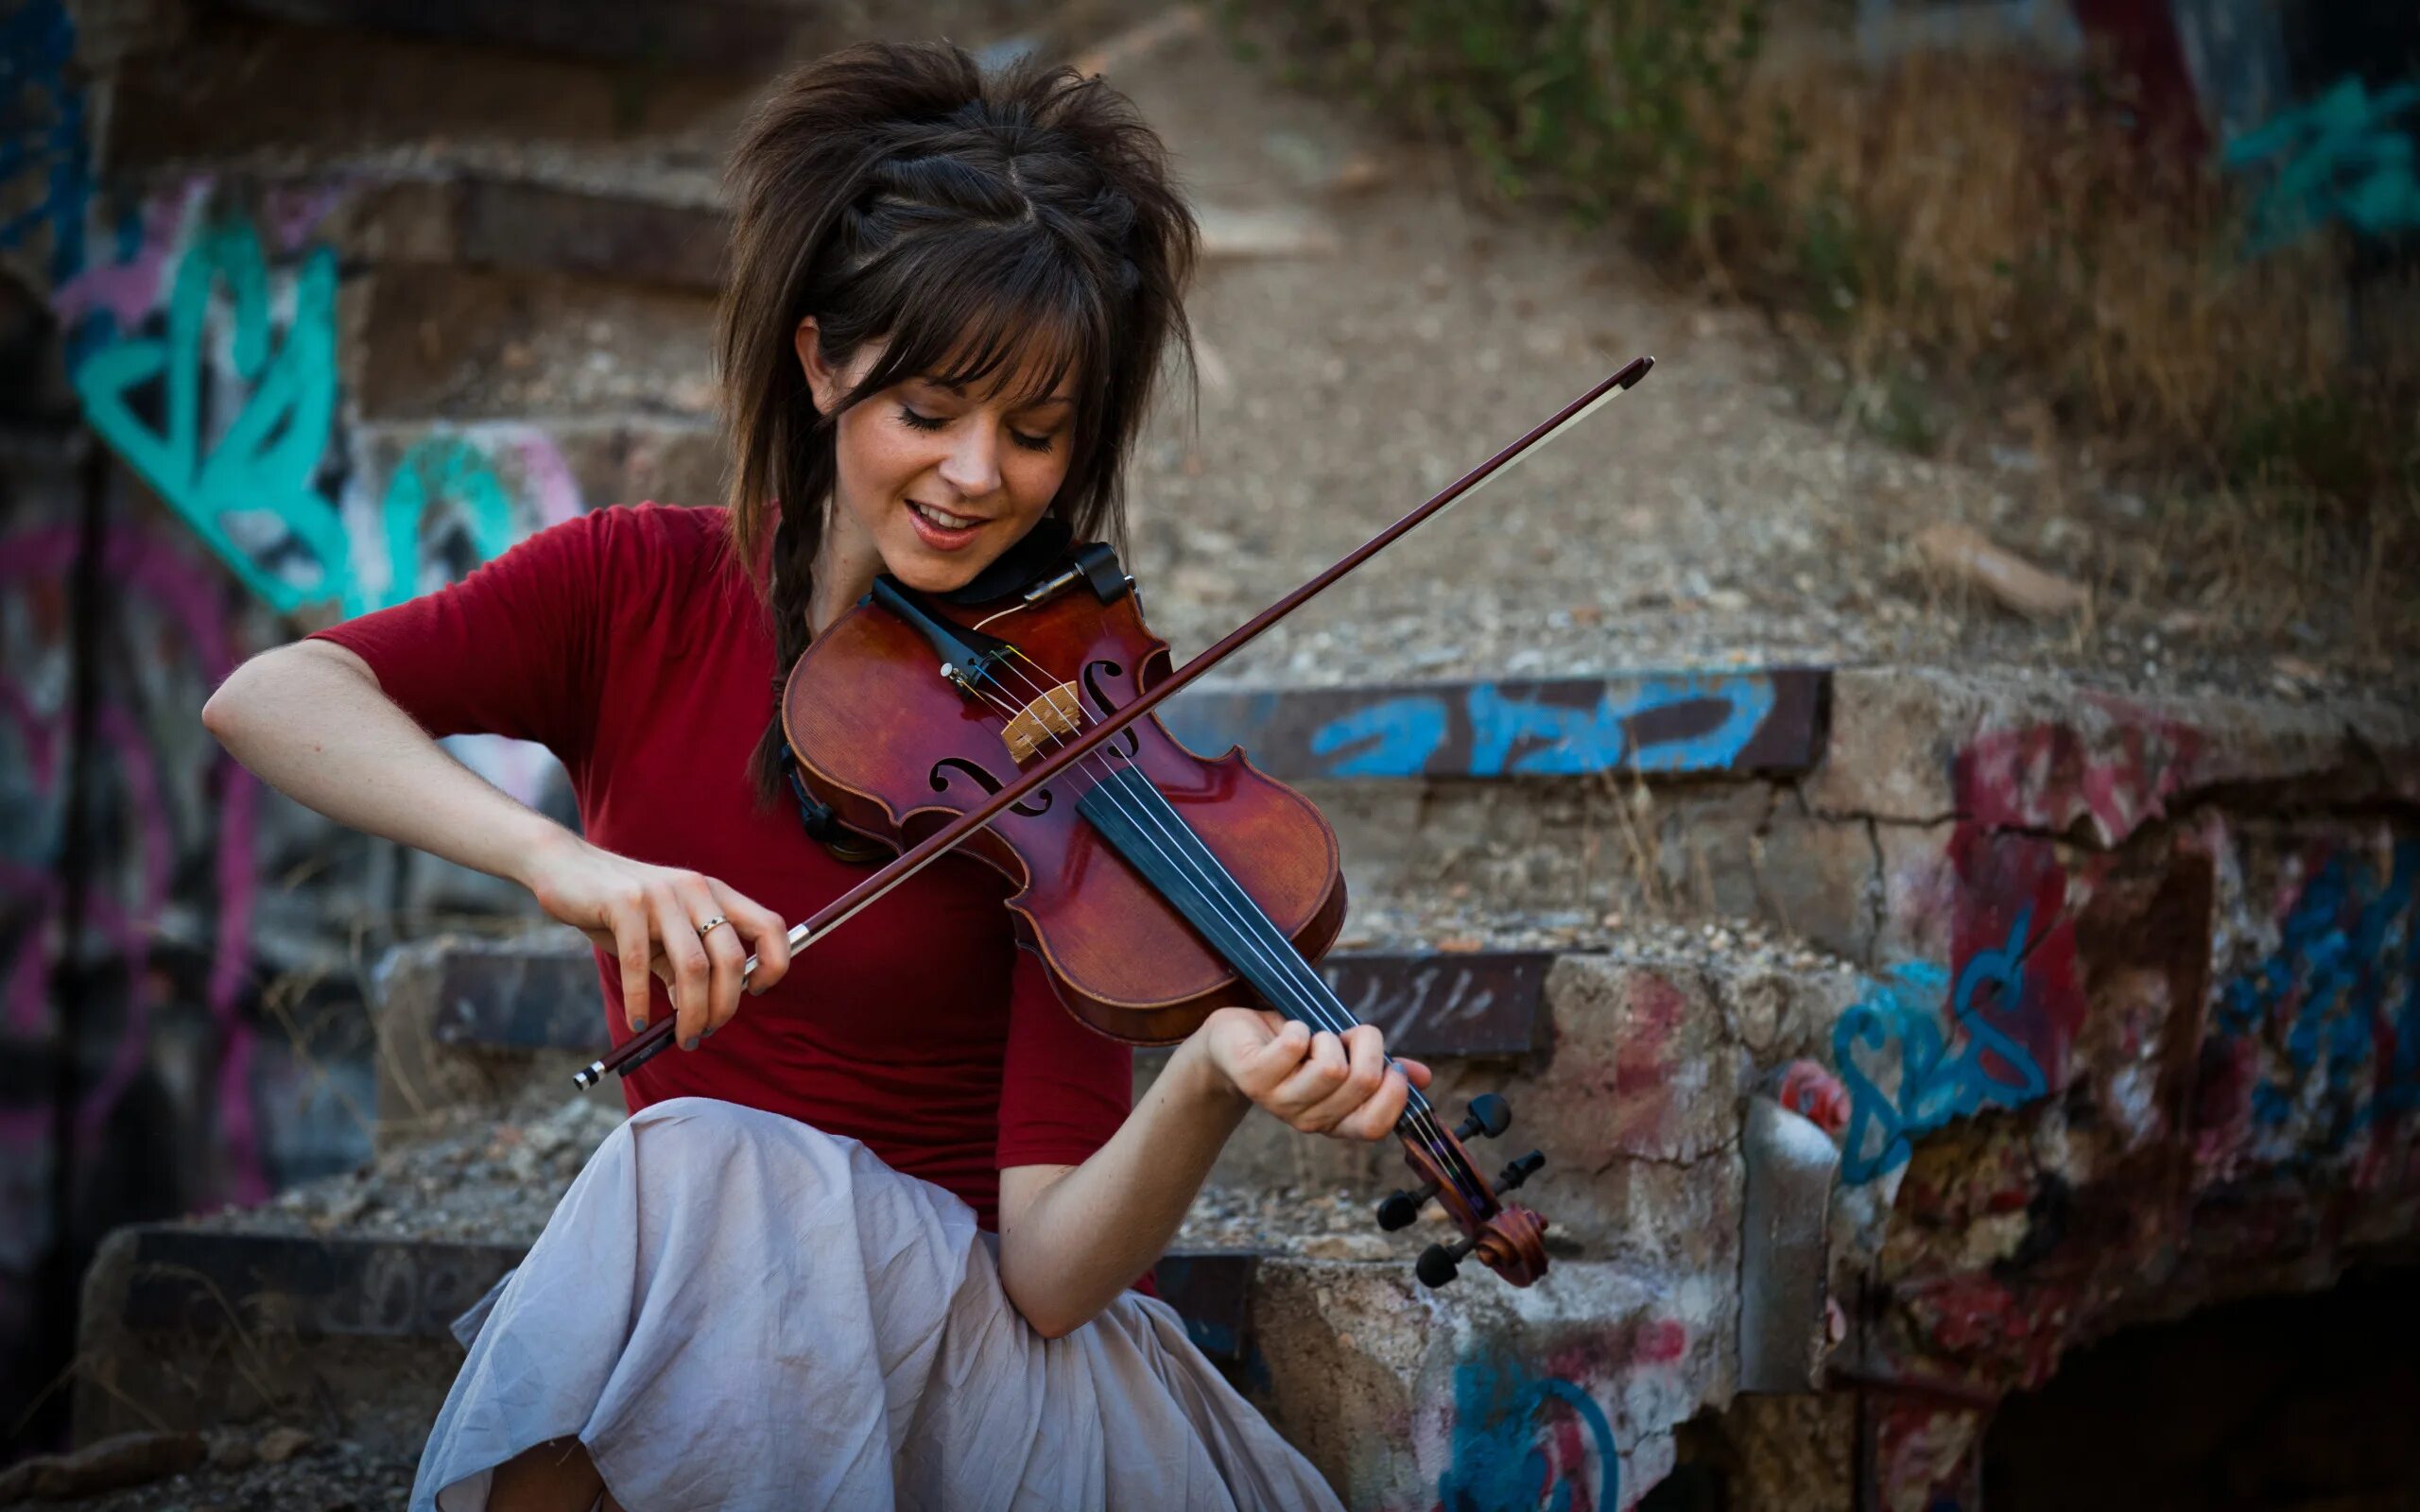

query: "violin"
left=578, top=359, right=1655, bottom=1289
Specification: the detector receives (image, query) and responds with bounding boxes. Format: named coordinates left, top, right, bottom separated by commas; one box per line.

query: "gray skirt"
left=412, top=1096, right=1342, bottom=1512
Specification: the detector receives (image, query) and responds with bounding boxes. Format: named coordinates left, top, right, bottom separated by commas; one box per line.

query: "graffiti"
left=0, top=0, right=89, bottom=292
left=2225, top=77, right=2420, bottom=253
left=2204, top=840, right=2419, bottom=1161
left=0, top=524, right=268, bottom=1199
left=1162, top=672, right=1820, bottom=782
left=1323, top=677, right=1778, bottom=779
left=1835, top=908, right=2051, bottom=1185
left=1322, top=953, right=1551, bottom=1057
left=1437, top=1355, right=1619, bottom=1512
left=75, top=215, right=350, bottom=613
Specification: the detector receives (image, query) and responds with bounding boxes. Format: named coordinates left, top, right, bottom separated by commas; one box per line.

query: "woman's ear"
left=794, top=316, right=837, bottom=413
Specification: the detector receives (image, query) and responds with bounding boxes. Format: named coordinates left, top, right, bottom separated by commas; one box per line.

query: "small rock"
left=257, top=1426, right=316, bottom=1464
left=1912, top=522, right=2086, bottom=618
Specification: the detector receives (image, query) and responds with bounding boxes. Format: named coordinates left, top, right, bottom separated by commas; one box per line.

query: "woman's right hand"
left=518, top=831, right=793, bottom=1049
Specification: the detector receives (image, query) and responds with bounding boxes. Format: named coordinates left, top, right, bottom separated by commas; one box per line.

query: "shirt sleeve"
left=995, top=947, right=1134, bottom=1171
left=304, top=507, right=622, bottom=765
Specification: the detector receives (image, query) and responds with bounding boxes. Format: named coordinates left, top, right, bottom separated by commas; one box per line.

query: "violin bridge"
left=1002, top=681, right=1086, bottom=763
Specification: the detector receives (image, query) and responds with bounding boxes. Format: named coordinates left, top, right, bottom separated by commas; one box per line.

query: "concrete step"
left=71, top=1079, right=1770, bottom=1510
left=99, top=13, right=763, bottom=176
left=367, top=919, right=1859, bottom=1252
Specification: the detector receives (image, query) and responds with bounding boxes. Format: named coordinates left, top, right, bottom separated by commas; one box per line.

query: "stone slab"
left=1806, top=667, right=2395, bottom=842
left=1160, top=670, right=1828, bottom=781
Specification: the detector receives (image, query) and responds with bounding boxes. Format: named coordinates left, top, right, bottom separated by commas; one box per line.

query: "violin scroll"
left=1391, top=1094, right=1551, bottom=1288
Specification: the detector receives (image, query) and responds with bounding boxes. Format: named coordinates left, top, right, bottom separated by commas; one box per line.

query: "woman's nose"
left=936, top=426, right=1000, bottom=498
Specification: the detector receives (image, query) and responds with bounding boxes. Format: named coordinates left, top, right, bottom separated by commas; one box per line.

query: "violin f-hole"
left=930, top=757, right=1054, bottom=816
left=1080, top=660, right=1142, bottom=758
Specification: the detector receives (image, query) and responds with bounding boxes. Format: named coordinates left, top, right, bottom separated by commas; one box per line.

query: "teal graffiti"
left=75, top=216, right=350, bottom=613
left=1440, top=1356, right=1619, bottom=1512
left=71, top=211, right=538, bottom=616
left=2224, top=77, right=2420, bottom=254
left=378, top=438, right=519, bottom=610
left=2212, top=840, right=2418, bottom=1149
left=1834, top=907, right=2049, bottom=1184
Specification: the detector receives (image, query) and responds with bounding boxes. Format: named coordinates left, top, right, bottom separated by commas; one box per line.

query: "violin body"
left=777, top=541, right=1551, bottom=1289
left=782, top=573, right=1348, bottom=1044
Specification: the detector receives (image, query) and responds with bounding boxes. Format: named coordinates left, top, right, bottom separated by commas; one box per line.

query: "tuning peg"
left=1375, top=1181, right=1435, bottom=1231
left=1454, top=1093, right=1512, bottom=1143
left=1417, top=1237, right=1475, bottom=1288
left=1495, top=1150, right=1546, bottom=1191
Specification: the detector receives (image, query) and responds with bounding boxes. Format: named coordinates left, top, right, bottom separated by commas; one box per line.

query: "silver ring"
left=696, top=916, right=729, bottom=939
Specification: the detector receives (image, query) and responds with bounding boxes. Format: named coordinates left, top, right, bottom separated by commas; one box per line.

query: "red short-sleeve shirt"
left=308, top=503, right=1136, bottom=1238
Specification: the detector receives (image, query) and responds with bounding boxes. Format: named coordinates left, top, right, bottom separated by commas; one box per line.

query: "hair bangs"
left=844, top=231, right=1106, bottom=421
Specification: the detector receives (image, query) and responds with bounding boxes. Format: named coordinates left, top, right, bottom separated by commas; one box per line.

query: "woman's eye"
left=1010, top=429, right=1057, bottom=454
left=896, top=405, right=948, bottom=433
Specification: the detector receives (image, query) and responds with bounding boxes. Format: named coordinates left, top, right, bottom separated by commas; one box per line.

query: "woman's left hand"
left=1191, top=1006, right=1432, bottom=1142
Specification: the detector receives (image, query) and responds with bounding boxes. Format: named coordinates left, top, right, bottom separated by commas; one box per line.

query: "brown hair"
left=718, top=41, right=1198, bottom=802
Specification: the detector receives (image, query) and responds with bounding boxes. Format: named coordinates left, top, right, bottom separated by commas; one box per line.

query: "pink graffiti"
left=48, top=178, right=207, bottom=329
left=1776, top=1058, right=1850, bottom=1134
left=513, top=432, right=584, bottom=528
left=0, top=523, right=267, bottom=1205
left=1608, top=973, right=1686, bottom=1157
left=259, top=180, right=349, bottom=254
left=1954, top=707, right=2206, bottom=848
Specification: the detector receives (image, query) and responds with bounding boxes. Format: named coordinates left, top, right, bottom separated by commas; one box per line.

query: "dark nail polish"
left=682, top=1035, right=700, bottom=1052
left=630, top=1017, right=646, bottom=1034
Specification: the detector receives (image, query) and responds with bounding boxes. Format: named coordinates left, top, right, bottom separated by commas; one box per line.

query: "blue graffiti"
left=1310, top=696, right=1450, bottom=778
left=2225, top=77, right=2420, bottom=253
left=0, top=0, right=90, bottom=288
left=2211, top=840, right=2418, bottom=1148
left=1440, top=1356, right=1619, bottom=1512
left=1309, top=675, right=1777, bottom=779
left=1833, top=908, right=2050, bottom=1185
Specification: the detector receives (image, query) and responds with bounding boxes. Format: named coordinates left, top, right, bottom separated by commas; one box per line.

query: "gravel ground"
left=1089, top=17, right=2412, bottom=707
left=0, top=1430, right=418, bottom=1512
left=129, top=6, right=2410, bottom=707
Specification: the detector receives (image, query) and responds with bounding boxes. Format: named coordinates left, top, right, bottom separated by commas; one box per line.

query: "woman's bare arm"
left=202, top=641, right=792, bottom=1044
left=205, top=641, right=574, bottom=882
left=996, top=1012, right=1427, bottom=1338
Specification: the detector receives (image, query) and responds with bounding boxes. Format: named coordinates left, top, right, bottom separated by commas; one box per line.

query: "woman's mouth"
left=905, top=499, right=987, bottom=550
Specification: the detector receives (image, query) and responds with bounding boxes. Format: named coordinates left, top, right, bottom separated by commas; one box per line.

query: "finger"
left=1241, top=1017, right=1311, bottom=1076
left=608, top=897, right=654, bottom=1035
left=1270, top=1029, right=1353, bottom=1128
left=649, top=885, right=714, bottom=1049
left=682, top=876, right=746, bottom=1035
left=713, top=881, right=790, bottom=993
left=1334, top=1067, right=1412, bottom=1142
left=1399, top=1057, right=1433, bottom=1089
left=1301, top=1023, right=1390, bottom=1130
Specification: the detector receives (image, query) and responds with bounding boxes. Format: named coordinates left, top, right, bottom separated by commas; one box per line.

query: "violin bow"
left=579, top=356, right=1653, bottom=1088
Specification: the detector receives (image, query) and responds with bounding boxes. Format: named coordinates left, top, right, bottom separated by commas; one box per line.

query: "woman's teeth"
left=911, top=501, right=979, bottom=531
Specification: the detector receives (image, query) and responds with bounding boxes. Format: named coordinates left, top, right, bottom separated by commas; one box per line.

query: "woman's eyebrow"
left=923, top=377, right=1075, bottom=410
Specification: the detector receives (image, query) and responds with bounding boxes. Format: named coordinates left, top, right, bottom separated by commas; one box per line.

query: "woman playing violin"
left=201, top=39, right=1426, bottom=1512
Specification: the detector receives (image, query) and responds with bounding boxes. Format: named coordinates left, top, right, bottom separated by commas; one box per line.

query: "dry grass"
left=1724, top=44, right=2412, bottom=500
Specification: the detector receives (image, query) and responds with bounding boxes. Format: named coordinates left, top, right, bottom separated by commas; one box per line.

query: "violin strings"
left=969, top=653, right=1483, bottom=1207
left=959, top=662, right=1477, bottom=1198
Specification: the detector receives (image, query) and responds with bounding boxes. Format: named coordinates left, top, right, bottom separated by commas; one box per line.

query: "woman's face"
left=799, top=318, right=1077, bottom=596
